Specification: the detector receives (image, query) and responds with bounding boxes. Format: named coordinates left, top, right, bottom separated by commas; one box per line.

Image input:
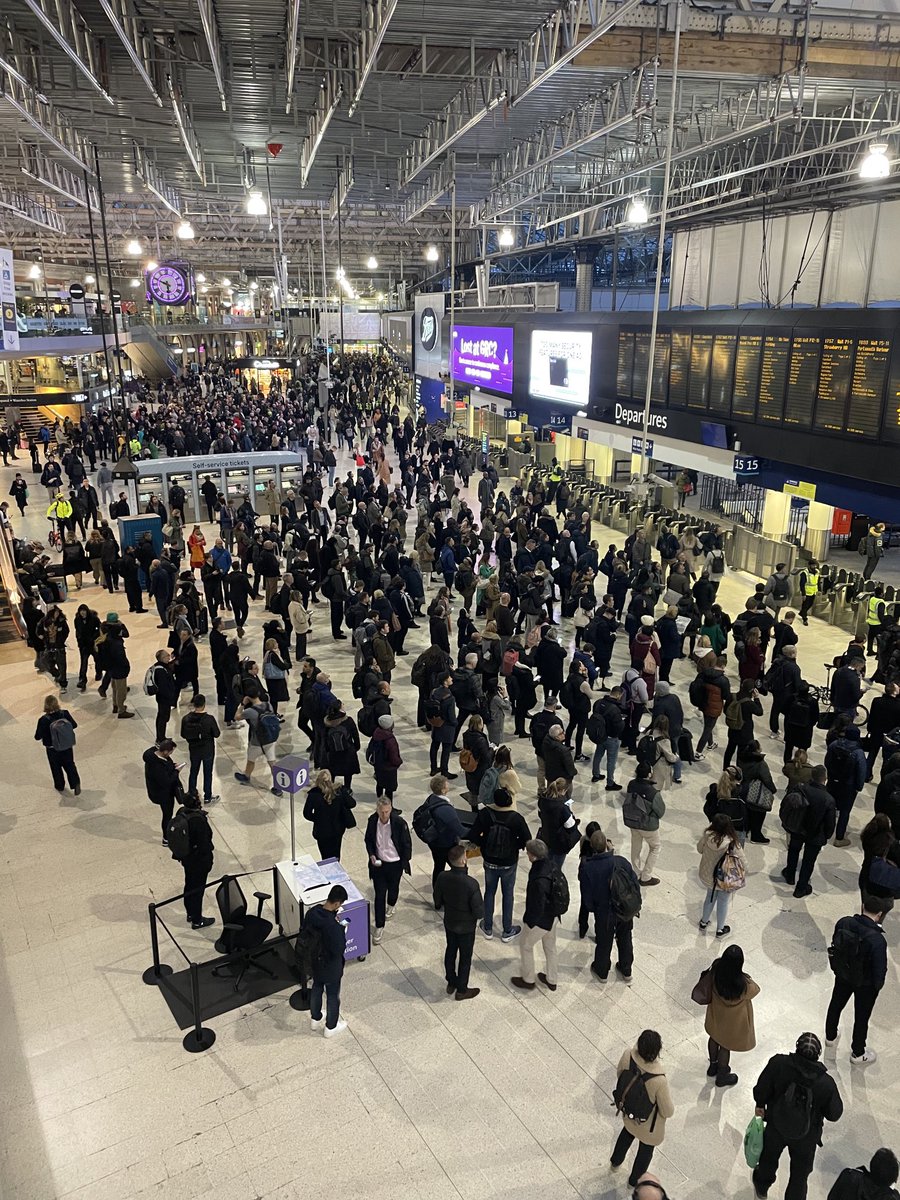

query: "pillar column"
left=574, top=249, right=595, bottom=312
left=804, top=499, right=833, bottom=562
left=761, top=490, right=790, bottom=539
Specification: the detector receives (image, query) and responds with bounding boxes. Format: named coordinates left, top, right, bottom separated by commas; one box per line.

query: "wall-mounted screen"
left=450, top=324, right=514, bottom=395
left=529, top=329, right=593, bottom=405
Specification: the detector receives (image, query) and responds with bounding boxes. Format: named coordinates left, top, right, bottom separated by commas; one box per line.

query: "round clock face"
left=148, top=264, right=190, bottom=304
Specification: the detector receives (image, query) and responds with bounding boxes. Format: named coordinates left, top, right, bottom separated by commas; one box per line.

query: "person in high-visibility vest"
left=866, top=589, right=886, bottom=657
left=798, top=561, right=820, bottom=626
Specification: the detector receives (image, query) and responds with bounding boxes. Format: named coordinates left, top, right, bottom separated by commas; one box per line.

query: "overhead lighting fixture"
left=129, top=278, right=140, bottom=288
left=498, top=226, right=515, bottom=248
left=626, top=196, right=649, bottom=225
left=201, top=286, right=209, bottom=293
left=246, top=190, right=267, bottom=215
left=27, top=263, right=42, bottom=279
left=425, top=245, right=439, bottom=263
left=366, top=255, right=378, bottom=270
left=250, top=281, right=259, bottom=291
left=221, top=277, right=231, bottom=287
left=196, top=272, right=206, bottom=282
left=85, top=273, right=95, bottom=284
left=175, top=219, right=195, bottom=239
left=376, top=291, right=385, bottom=301
left=859, top=142, right=890, bottom=180
left=126, top=237, right=142, bottom=256
left=145, top=259, right=158, bottom=271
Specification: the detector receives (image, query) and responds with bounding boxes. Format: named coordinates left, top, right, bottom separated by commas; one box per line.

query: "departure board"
left=758, top=334, right=791, bottom=422
left=633, top=331, right=651, bottom=402
left=814, top=337, right=853, bottom=432
left=732, top=334, right=762, bottom=418
left=617, top=331, right=635, bottom=398
left=651, top=332, right=671, bottom=402
left=688, top=332, right=713, bottom=410
left=669, top=331, right=691, bottom=407
left=847, top=338, right=889, bottom=437
left=785, top=336, right=821, bottom=426
left=709, top=333, right=737, bottom=414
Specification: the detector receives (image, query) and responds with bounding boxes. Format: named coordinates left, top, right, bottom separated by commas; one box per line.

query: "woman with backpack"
left=704, top=767, right=746, bottom=842
left=460, top=714, right=493, bottom=804
left=697, top=813, right=746, bottom=937
left=738, top=739, right=777, bottom=844
left=262, top=637, right=289, bottom=717
left=365, top=714, right=402, bottom=800
left=303, top=769, right=357, bottom=860
left=695, top=943, right=759, bottom=1087
left=722, top=679, right=763, bottom=769
left=323, top=703, right=361, bottom=789
left=34, top=693, right=80, bottom=794
left=610, top=1029, right=675, bottom=1187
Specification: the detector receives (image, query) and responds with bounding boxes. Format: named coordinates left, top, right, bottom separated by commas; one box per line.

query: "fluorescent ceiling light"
left=28, top=263, right=42, bottom=279
left=425, top=245, right=439, bottom=263
left=859, top=142, right=890, bottom=180
left=145, top=259, right=158, bottom=271
left=250, top=281, right=259, bottom=290
left=129, top=278, right=140, bottom=287
left=366, top=255, right=378, bottom=269
left=246, top=191, right=267, bottom=215
left=196, top=272, right=206, bottom=282
left=626, top=196, right=649, bottom=225
left=221, top=277, right=231, bottom=287
left=85, top=273, right=95, bottom=284
left=498, top=226, right=514, bottom=248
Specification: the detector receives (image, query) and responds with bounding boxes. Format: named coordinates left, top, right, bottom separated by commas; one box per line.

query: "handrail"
left=0, top=527, right=26, bottom=639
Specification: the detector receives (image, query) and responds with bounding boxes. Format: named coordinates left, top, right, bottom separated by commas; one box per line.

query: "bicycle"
left=809, top=659, right=869, bottom=729
left=46, top=522, right=62, bottom=552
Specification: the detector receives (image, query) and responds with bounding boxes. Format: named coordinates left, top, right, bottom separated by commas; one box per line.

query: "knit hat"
left=106, top=612, right=119, bottom=623
left=378, top=714, right=394, bottom=730
left=640, top=614, right=655, bottom=628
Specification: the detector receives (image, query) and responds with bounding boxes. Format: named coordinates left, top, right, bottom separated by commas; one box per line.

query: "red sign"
left=832, top=508, right=852, bottom=536
left=266, top=142, right=284, bottom=157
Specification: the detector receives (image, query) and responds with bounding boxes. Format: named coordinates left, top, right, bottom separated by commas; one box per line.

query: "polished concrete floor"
left=0, top=445, right=896, bottom=1200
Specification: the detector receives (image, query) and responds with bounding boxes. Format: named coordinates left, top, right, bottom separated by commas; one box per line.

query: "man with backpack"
left=530, top=698, right=564, bottom=798
left=579, top=828, right=642, bottom=984
left=825, top=725, right=867, bottom=847
left=168, top=788, right=216, bottom=930
left=828, top=1148, right=900, bottom=1200
left=234, top=696, right=284, bottom=795
left=413, top=775, right=467, bottom=886
left=511, top=838, right=565, bottom=992
left=300, top=884, right=349, bottom=1037
left=450, top=654, right=483, bottom=745
left=763, top=563, right=792, bottom=615
left=589, top=688, right=626, bottom=791
left=780, top=764, right=836, bottom=898
left=623, top=762, right=666, bottom=887
left=179, top=693, right=221, bottom=806
left=146, top=648, right=179, bottom=745
left=751, top=1032, right=843, bottom=1200
left=427, top=672, right=458, bottom=778
left=767, top=645, right=802, bottom=738
left=825, top=894, right=891, bottom=1066
left=468, top=787, right=531, bottom=942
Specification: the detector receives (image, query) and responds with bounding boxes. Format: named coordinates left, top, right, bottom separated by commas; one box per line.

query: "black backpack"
left=559, top=678, right=575, bottom=710
left=612, top=1057, right=660, bottom=1126
left=351, top=667, right=367, bottom=700
left=610, top=860, right=643, bottom=920
left=829, top=922, right=869, bottom=988
left=548, top=865, right=570, bottom=918
left=294, top=920, right=325, bottom=978
left=689, top=675, right=707, bottom=709
left=768, top=1076, right=814, bottom=1142
left=483, top=812, right=516, bottom=862
left=587, top=707, right=607, bottom=744
left=828, top=743, right=855, bottom=786
left=412, top=798, right=444, bottom=845
left=166, top=808, right=192, bottom=861
left=326, top=724, right=350, bottom=756
left=635, top=734, right=660, bottom=768
left=358, top=705, right=377, bottom=737
left=779, top=787, right=809, bottom=835
left=772, top=574, right=790, bottom=601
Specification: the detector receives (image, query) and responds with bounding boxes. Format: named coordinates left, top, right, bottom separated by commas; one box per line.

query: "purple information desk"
left=273, top=855, right=370, bottom=962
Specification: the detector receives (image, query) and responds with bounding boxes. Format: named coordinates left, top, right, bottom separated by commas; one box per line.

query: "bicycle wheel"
left=854, top=704, right=869, bottom=729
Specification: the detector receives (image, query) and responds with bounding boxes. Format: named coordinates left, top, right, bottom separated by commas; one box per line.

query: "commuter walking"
left=779, top=764, right=836, bottom=898
left=34, top=694, right=80, bottom=794
left=825, top=894, right=891, bottom=1066
left=623, top=762, right=666, bottom=887
left=173, top=789, right=216, bottom=930
left=697, top=814, right=746, bottom=937
left=304, top=884, right=349, bottom=1037
left=179, top=693, right=220, bottom=805
left=511, top=839, right=561, bottom=992
left=414, top=775, right=466, bottom=887
left=143, top=738, right=182, bottom=844
left=611, top=1029, right=675, bottom=1187
left=433, top=844, right=484, bottom=1001
left=303, top=769, right=356, bottom=860
left=827, top=1149, right=900, bottom=1200
left=364, top=798, right=412, bottom=944
left=826, top=724, right=867, bottom=846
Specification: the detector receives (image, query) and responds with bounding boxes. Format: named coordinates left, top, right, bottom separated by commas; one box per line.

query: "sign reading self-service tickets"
left=0, top=248, right=19, bottom=352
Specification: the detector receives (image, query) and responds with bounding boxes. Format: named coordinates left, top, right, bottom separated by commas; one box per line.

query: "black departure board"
left=633, top=331, right=651, bottom=402
left=785, top=336, right=821, bottom=426
left=688, top=332, right=713, bottom=410
left=814, top=337, right=853, bottom=432
left=847, top=338, right=889, bottom=437
left=669, top=331, right=691, bottom=407
left=617, top=332, right=634, bottom=398
left=732, top=334, right=762, bottom=418
left=758, top=335, right=791, bottom=422
left=709, top=333, right=736, bottom=414
left=651, top=332, right=671, bottom=402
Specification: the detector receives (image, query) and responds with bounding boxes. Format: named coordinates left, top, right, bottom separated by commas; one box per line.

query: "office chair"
left=212, top=875, right=276, bottom=991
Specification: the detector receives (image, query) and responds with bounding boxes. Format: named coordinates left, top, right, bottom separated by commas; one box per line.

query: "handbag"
left=745, top=778, right=774, bottom=812
left=817, top=709, right=839, bottom=730
left=459, top=747, right=477, bottom=772
left=691, top=968, right=713, bottom=1006
left=743, top=1115, right=765, bottom=1168
left=559, top=821, right=582, bottom=852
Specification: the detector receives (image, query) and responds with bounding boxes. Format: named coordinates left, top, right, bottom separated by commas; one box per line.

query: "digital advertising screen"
left=450, top=324, right=514, bottom=395
left=529, top=329, right=594, bottom=405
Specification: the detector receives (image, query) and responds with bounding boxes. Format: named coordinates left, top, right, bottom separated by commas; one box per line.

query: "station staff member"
left=865, top=589, right=887, bottom=657
left=798, top=562, right=819, bottom=627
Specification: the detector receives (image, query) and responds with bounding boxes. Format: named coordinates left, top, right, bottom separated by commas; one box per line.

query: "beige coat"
left=697, top=830, right=746, bottom=890
left=705, top=975, right=760, bottom=1052
left=616, top=1047, right=675, bottom=1146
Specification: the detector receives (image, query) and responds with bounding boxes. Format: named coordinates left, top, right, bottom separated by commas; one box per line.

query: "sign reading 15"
left=733, top=455, right=760, bottom=475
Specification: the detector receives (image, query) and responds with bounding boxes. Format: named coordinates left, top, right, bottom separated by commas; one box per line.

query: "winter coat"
left=704, top=972, right=759, bottom=1052
left=615, top=1046, right=675, bottom=1147
left=364, top=809, right=412, bottom=877
left=697, top=830, right=746, bottom=889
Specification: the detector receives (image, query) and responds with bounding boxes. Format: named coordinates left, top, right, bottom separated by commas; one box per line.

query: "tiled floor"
left=1, top=445, right=897, bottom=1200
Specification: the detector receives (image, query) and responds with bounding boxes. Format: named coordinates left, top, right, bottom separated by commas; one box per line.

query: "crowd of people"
left=19, top=350, right=899, bottom=1200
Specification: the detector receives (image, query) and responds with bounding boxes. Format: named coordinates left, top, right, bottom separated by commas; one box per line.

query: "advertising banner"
left=451, top=324, right=514, bottom=395
left=529, top=329, right=593, bottom=405
left=0, top=248, right=19, bottom=351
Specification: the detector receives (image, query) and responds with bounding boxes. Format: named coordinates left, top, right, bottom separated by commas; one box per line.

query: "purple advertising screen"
left=451, top=324, right=514, bottom=395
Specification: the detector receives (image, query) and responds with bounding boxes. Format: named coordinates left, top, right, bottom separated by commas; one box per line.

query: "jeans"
left=444, top=928, right=475, bottom=992
left=482, top=862, right=517, bottom=935
left=429, top=734, right=453, bottom=776
left=372, top=859, right=403, bottom=927
left=189, top=748, right=215, bottom=800
left=835, top=790, right=858, bottom=840
left=630, top=829, right=661, bottom=882
left=754, top=1126, right=818, bottom=1200
left=46, top=747, right=79, bottom=790
left=672, top=755, right=682, bottom=782
left=825, top=978, right=879, bottom=1057
left=519, top=922, right=558, bottom=985
left=591, top=737, right=620, bottom=782
left=785, top=836, right=822, bottom=890
left=701, top=887, right=731, bottom=931
left=310, top=975, right=342, bottom=1029
left=611, top=1128, right=654, bottom=1185
left=697, top=714, right=718, bottom=753
left=593, top=915, right=633, bottom=978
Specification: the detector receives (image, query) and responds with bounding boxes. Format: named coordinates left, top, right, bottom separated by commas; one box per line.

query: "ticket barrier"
left=609, top=498, right=630, bottom=533
left=832, top=578, right=863, bottom=634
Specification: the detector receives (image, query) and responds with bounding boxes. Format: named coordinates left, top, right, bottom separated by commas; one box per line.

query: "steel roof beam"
left=98, top=0, right=164, bottom=107
left=0, top=184, right=65, bottom=233
left=166, top=75, right=205, bottom=184
left=328, top=158, right=355, bottom=220
left=285, top=0, right=302, bottom=114
left=300, top=68, right=343, bottom=188
left=21, top=0, right=113, bottom=105
left=347, top=0, right=400, bottom=119
left=132, top=143, right=183, bottom=216
left=195, top=0, right=227, bottom=113
left=402, top=155, right=456, bottom=223
left=20, top=144, right=99, bottom=210
left=0, top=74, right=92, bottom=174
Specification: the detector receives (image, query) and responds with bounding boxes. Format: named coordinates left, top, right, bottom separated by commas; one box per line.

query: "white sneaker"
left=372, top=926, right=384, bottom=944
left=310, top=1016, right=325, bottom=1031
left=324, top=1018, right=348, bottom=1038
left=850, top=1048, right=877, bottom=1065
left=824, top=1032, right=839, bottom=1058
left=204, top=794, right=220, bottom=805
left=386, top=905, right=395, bottom=919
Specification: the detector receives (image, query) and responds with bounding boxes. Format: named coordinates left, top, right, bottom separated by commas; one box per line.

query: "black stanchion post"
left=289, top=968, right=311, bottom=1012
left=142, top=902, right=174, bottom=985
left=182, top=962, right=216, bottom=1053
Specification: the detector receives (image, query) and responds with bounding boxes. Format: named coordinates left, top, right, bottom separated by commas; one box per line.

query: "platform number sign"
left=271, top=756, right=310, bottom=795
left=733, top=455, right=760, bottom=475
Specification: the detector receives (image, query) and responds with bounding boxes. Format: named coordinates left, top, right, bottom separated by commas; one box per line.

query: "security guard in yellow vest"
left=866, top=589, right=886, bottom=657
left=798, top=562, right=819, bottom=625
